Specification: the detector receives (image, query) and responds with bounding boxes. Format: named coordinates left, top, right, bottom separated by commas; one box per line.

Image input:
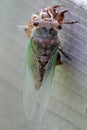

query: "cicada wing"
left=23, top=39, right=58, bottom=121
left=23, top=39, right=40, bottom=120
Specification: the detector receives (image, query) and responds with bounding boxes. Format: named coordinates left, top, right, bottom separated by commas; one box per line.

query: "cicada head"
left=24, top=5, right=78, bottom=38
left=24, top=5, right=63, bottom=38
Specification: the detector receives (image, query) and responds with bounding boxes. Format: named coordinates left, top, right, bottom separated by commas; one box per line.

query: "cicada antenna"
left=17, top=25, right=28, bottom=28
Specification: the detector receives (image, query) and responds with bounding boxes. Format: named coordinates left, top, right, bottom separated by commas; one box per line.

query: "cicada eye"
left=33, top=21, right=39, bottom=26
left=57, top=25, right=62, bottom=30
left=49, top=28, right=57, bottom=37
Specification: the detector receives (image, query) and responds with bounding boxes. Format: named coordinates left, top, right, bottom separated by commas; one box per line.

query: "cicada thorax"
left=30, top=26, right=59, bottom=90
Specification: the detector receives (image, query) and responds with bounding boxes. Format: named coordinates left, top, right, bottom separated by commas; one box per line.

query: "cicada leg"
left=61, top=21, right=79, bottom=24
left=47, top=5, right=63, bottom=18
left=52, top=5, right=63, bottom=9
left=58, top=10, right=68, bottom=23
left=56, top=52, right=62, bottom=65
left=58, top=47, right=72, bottom=60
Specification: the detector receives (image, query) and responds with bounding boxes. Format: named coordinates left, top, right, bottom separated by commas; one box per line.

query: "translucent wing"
left=23, top=39, right=58, bottom=121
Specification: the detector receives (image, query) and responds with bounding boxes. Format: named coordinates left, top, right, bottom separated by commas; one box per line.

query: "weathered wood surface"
left=0, top=0, right=87, bottom=130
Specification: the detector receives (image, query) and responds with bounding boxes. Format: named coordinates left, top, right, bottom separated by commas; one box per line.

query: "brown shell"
left=24, top=5, right=78, bottom=37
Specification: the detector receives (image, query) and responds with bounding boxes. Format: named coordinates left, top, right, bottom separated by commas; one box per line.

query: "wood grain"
left=0, top=0, right=87, bottom=130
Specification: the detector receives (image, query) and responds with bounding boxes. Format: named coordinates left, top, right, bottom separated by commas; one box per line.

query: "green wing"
left=23, top=39, right=58, bottom=121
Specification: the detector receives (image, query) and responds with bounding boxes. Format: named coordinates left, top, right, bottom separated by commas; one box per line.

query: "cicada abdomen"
left=23, top=5, right=78, bottom=121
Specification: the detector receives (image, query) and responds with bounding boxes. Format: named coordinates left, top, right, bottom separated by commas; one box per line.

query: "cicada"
left=23, top=5, right=78, bottom=121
